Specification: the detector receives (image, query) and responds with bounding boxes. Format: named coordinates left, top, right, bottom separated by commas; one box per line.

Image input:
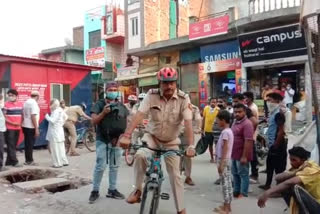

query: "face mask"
left=267, top=102, right=279, bottom=112
left=106, top=92, right=118, bottom=100
left=130, top=101, right=136, bottom=106
left=217, top=104, right=225, bottom=109
left=287, top=86, right=291, bottom=90
left=9, top=96, right=16, bottom=102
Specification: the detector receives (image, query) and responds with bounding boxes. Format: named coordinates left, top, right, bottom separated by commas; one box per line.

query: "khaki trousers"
left=134, top=133, right=184, bottom=212
left=183, top=133, right=201, bottom=177
left=64, top=120, right=77, bottom=154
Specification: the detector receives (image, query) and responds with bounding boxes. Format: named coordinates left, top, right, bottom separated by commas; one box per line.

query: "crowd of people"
left=0, top=88, right=92, bottom=170
left=0, top=66, right=319, bottom=214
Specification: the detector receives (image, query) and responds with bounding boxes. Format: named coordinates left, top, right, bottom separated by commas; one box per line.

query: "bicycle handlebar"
left=130, top=142, right=184, bottom=156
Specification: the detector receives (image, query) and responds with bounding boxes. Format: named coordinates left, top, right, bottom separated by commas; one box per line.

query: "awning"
left=115, top=75, right=138, bottom=81
left=138, top=73, right=158, bottom=87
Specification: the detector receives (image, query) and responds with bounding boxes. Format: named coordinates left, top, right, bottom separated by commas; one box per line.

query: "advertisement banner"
left=235, top=69, right=242, bottom=93
left=203, top=58, right=242, bottom=73
left=200, top=40, right=242, bottom=72
left=117, top=66, right=138, bottom=79
left=86, top=47, right=105, bottom=67
left=189, top=15, right=229, bottom=40
left=15, top=83, right=48, bottom=110
left=238, top=24, right=308, bottom=67
left=198, top=64, right=208, bottom=110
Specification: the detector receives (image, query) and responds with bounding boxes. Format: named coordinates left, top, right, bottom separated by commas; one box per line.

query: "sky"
left=0, top=0, right=123, bottom=57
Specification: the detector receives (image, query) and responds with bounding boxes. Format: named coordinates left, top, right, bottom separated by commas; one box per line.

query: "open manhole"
left=0, top=168, right=91, bottom=194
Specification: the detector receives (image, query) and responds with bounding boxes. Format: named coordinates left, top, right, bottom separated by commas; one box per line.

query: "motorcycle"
left=255, top=120, right=269, bottom=166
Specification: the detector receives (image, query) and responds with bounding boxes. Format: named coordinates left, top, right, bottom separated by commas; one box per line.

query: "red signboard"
left=189, top=15, right=229, bottom=40
left=198, top=64, right=208, bottom=110
left=85, top=47, right=105, bottom=67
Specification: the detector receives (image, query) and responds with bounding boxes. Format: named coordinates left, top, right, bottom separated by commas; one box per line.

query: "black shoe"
left=258, top=185, right=270, bottom=190
left=233, top=192, right=240, bottom=198
left=214, top=178, right=221, bottom=185
left=106, top=189, right=125, bottom=199
left=89, top=191, right=100, bottom=204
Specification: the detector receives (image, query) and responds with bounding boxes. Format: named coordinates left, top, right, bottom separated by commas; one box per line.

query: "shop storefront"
left=200, top=40, right=242, bottom=99
left=115, top=66, right=138, bottom=102
left=238, top=24, right=308, bottom=104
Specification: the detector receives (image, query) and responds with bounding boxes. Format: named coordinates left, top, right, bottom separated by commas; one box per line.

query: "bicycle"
left=130, top=142, right=184, bottom=214
left=125, top=120, right=149, bottom=166
left=65, top=119, right=96, bottom=153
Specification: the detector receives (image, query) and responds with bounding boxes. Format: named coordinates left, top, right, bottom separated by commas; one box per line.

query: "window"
left=89, top=30, right=101, bottom=49
left=50, top=84, right=71, bottom=106
left=106, top=14, right=113, bottom=35
left=131, top=17, right=139, bottom=36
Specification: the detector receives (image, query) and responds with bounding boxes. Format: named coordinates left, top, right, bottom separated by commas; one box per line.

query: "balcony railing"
left=249, top=0, right=301, bottom=15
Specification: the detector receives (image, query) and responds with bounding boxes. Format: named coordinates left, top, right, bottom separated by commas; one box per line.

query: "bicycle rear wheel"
left=140, top=186, right=159, bottom=214
left=83, top=130, right=96, bottom=152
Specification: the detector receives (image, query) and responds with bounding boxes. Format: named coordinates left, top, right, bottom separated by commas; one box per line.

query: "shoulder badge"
left=177, top=90, right=188, bottom=99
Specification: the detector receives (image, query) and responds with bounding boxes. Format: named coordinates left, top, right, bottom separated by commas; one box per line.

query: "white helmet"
left=138, top=93, right=147, bottom=100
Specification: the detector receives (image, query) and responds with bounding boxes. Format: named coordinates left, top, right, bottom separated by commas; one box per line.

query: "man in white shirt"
left=0, top=107, right=6, bottom=171
left=284, top=84, right=295, bottom=109
left=22, top=91, right=40, bottom=165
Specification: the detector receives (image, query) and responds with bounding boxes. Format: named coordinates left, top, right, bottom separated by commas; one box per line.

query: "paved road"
left=0, top=147, right=288, bottom=214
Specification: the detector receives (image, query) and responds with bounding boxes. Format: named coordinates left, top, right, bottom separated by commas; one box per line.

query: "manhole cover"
left=0, top=168, right=91, bottom=194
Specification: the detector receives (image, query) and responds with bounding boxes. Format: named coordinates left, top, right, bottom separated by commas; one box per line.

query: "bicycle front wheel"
left=140, top=186, right=159, bottom=214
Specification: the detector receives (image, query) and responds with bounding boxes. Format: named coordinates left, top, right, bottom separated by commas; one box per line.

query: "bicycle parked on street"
left=65, top=119, right=96, bottom=153
left=130, top=142, right=184, bottom=214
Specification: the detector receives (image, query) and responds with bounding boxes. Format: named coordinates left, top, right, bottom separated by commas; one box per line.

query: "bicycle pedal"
left=160, top=193, right=170, bottom=200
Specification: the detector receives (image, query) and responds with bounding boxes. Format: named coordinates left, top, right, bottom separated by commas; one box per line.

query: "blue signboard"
left=200, top=40, right=241, bottom=63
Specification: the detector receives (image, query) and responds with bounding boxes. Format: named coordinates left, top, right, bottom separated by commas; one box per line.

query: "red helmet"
left=157, top=67, right=178, bottom=82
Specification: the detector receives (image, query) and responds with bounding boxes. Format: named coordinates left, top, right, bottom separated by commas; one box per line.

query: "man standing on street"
left=64, top=103, right=91, bottom=156
left=22, top=91, right=40, bottom=165
left=259, top=93, right=287, bottom=190
left=119, top=67, right=195, bottom=214
left=3, top=89, right=23, bottom=167
left=243, top=92, right=260, bottom=184
left=284, top=83, right=295, bottom=109
left=0, top=105, right=6, bottom=171
left=231, top=103, right=254, bottom=198
left=202, top=97, right=219, bottom=163
left=89, top=81, right=129, bottom=203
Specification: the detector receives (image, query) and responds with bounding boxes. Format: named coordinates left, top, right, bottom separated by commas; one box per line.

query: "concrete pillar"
left=305, top=62, right=313, bottom=123
left=241, top=66, right=248, bottom=92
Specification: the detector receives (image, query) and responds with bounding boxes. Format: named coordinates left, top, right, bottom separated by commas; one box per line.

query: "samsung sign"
left=200, top=40, right=241, bottom=63
left=238, top=24, right=307, bottom=67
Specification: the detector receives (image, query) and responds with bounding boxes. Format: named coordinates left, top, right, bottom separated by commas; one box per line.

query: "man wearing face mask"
left=89, top=81, right=129, bottom=203
left=3, top=89, right=23, bottom=167
left=259, top=92, right=287, bottom=190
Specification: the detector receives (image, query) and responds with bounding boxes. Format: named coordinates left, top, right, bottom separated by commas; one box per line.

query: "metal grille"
left=248, top=0, right=301, bottom=15
left=303, top=13, right=320, bottom=156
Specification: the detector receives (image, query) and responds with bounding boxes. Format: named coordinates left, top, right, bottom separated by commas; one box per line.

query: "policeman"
left=119, top=67, right=195, bottom=214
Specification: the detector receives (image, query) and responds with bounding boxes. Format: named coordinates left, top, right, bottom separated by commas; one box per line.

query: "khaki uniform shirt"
left=138, top=89, right=192, bottom=142
left=65, top=106, right=85, bottom=122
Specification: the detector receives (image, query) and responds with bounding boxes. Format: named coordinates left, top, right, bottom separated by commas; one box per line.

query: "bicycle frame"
left=132, top=143, right=182, bottom=214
